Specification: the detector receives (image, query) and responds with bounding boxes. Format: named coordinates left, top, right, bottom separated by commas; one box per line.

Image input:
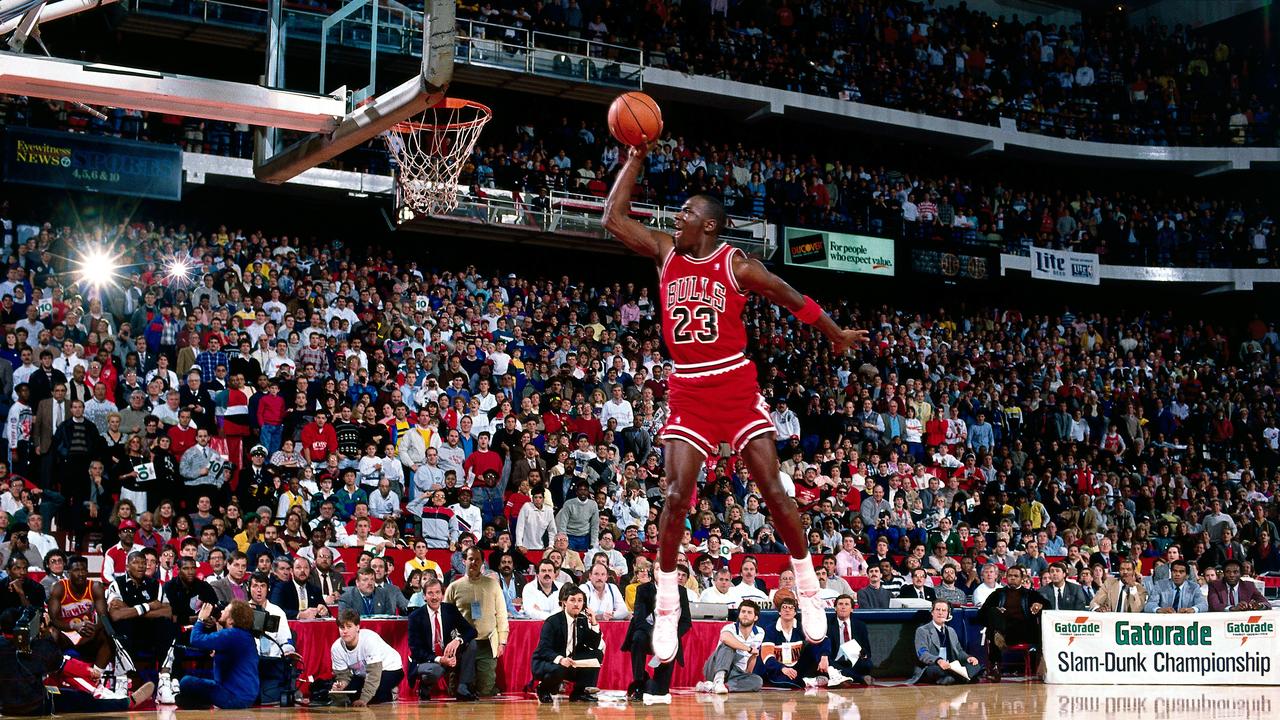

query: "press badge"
left=471, top=601, right=482, bottom=618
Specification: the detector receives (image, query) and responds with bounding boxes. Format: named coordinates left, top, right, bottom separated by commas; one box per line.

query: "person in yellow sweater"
left=442, top=547, right=508, bottom=697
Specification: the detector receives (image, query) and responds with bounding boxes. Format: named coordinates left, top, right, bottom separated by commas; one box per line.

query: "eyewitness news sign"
left=1044, top=610, right=1280, bottom=685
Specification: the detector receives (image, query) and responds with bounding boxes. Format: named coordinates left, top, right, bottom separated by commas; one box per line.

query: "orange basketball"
left=608, top=92, right=663, bottom=147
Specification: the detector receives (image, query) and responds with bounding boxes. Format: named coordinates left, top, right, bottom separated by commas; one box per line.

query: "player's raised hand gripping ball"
left=608, top=92, right=663, bottom=147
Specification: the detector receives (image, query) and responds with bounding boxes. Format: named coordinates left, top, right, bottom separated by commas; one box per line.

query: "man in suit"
left=817, top=594, right=873, bottom=687
left=309, top=547, right=345, bottom=604
left=1087, top=536, right=1121, bottom=574
left=510, top=443, right=548, bottom=489
left=269, top=556, right=329, bottom=620
left=623, top=574, right=691, bottom=702
left=1089, top=559, right=1148, bottom=613
left=531, top=584, right=604, bottom=703
left=909, top=600, right=983, bottom=684
left=1201, top=527, right=1247, bottom=570
left=856, top=566, right=893, bottom=609
left=898, top=568, right=937, bottom=601
left=1041, top=561, right=1089, bottom=611
left=209, top=551, right=251, bottom=605
left=1207, top=559, right=1268, bottom=612
left=407, top=577, right=478, bottom=701
left=338, top=568, right=400, bottom=617
left=1144, top=559, right=1208, bottom=613
left=32, top=382, right=69, bottom=479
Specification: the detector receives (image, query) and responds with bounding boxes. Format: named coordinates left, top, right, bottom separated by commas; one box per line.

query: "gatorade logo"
left=1226, top=616, right=1275, bottom=645
left=1054, top=616, right=1102, bottom=645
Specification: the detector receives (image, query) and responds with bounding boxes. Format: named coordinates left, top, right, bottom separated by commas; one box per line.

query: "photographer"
left=177, top=601, right=259, bottom=709
left=0, top=607, right=154, bottom=715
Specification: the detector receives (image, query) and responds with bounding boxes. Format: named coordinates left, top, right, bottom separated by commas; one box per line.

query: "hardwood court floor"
left=66, top=683, right=1280, bottom=720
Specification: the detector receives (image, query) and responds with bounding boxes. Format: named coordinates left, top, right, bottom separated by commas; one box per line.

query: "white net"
left=382, top=98, right=491, bottom=217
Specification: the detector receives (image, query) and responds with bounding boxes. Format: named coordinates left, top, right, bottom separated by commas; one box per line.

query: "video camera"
left=10, top=607, right=42, bottom=655
left=251, top=608, right=280, bottom=638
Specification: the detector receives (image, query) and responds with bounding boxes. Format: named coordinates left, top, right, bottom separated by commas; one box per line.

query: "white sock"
left=714, top=672, right=726, bottom=684
left=792, top=555, right=819, bottom=594
left=655, top=569, right=680, bottom=612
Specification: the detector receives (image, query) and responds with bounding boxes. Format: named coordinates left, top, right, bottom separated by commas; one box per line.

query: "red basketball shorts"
left=659, top=361, right=774, bottom=457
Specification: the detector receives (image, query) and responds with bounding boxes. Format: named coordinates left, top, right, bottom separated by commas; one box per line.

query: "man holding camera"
left=177, top=601, right=260, bottom=708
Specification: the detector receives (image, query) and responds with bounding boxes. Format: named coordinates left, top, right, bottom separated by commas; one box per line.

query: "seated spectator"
left=580, top=562, right=630, bottom=620
left=521, top=559, right=564, bottom=620
left=531, top=584, right=605, bottom=703
left=898, top=567, right=937, bottom=601
left=339, top=568, right=401, bottom=618
left=1089, top=559, right=1147, bottom=613
left=814, top=594, right=873, bottom=687
left=329, top=610, right=404, bottom=706
left=1206, top=559, right=1267, bottom=612
left=909, top=600, right=983, bottom=685
left=754, top=595, right=818, bottom=689
left=856, top=566, right=893, bottom=609
left=1041, top=561, right=1090, bottom=611
left=270, top=556, right=329, bottom=620
left=695, top=598, right=764, bottom=694
left=975, top=566, right=1045, bottom=681
left=1145, top=559, right=1209, bottom=614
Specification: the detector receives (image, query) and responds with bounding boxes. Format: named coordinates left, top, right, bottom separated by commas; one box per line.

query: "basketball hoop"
left=382, top=97, right=491, bottom=217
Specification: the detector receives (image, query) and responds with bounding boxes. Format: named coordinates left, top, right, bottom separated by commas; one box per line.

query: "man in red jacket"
left=301, top=409, right=338, bottom=469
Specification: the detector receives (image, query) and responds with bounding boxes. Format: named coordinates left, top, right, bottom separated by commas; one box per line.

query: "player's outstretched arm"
left=604, top=145, right=674, bottom=264
left=733, top=253, right=869, bottom=354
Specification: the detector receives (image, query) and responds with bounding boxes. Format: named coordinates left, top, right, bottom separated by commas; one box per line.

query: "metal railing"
left=127, top=0, right=644, bottom=90
left=435, top=187, right=775, bottom=259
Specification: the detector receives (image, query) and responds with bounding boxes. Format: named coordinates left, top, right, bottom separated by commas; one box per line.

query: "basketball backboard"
left=0, top=0, right=457, bottom=185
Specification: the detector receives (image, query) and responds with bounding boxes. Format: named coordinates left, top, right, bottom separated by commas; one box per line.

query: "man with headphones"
left=909, top=600, right=983, bottom=685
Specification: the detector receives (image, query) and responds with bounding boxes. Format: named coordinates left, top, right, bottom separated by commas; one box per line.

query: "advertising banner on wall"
left=1042, top=610, right=1280, bottom=685
left=1028, top=247, right=1099, bottom=285
left=911, top=247, right=994, bottom=281
left=783, top=227, right=895, bottom=277
left=2, top=127, right=182, bottom=200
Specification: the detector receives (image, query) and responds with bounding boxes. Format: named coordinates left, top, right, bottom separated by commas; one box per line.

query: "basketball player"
left=604, top=144, right=867, bottom=662
left=48, top=555, right=114, bottom=671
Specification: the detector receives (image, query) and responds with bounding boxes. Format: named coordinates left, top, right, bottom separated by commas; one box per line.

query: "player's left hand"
left=831, top=328, right=870, bottom=354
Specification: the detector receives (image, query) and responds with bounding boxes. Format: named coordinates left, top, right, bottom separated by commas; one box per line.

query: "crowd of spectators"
left=3, top=95, right=1273, bottom=270
left=0, top=207, right=1274, bottom=697
left=459, top=0, right=1278, bottom=148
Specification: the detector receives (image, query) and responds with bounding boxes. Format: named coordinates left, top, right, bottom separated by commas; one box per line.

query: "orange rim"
left=389, top=97, right=492, bottom=134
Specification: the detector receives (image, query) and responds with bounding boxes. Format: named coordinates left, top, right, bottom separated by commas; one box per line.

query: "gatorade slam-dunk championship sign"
left=1043, top=610, right=1279, bottom=685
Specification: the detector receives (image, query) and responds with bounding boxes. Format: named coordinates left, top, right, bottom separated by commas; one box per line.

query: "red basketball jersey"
left=659, top=243, right=750, bottom=375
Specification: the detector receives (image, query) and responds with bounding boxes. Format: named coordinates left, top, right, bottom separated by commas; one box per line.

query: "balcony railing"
left=127, top=0, right=644, bottom=91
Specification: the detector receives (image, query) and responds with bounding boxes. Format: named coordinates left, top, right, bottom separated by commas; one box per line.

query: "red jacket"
left=300, top=422, right=338, bottom=463
left=168, top=423, right=198, bottom=460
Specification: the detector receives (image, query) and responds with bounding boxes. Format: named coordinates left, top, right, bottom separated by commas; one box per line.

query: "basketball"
left=608, top=92, right=663, bottom=147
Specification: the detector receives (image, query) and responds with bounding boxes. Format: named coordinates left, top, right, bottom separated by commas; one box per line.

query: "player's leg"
left=740, top=434, right=828, bottom=644
left=651, top=438, right=703, bottom=663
